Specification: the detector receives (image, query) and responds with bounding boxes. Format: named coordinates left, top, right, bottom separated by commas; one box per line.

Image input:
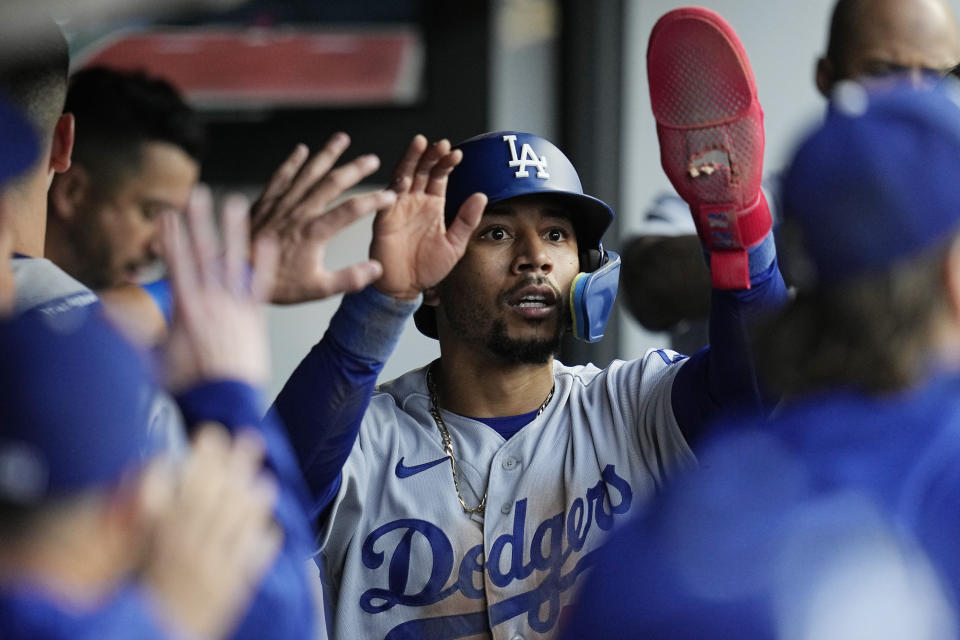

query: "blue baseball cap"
left=0, top=310, right=158, bottom=503
left=783, top=79, right=960, bottom=284
left=445, top=131, right=614, bottom=252
left=0, top=91, right=39, bottom=186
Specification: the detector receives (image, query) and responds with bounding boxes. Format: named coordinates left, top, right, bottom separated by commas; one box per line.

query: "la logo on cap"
left=503, top=134, right=550, bottom=179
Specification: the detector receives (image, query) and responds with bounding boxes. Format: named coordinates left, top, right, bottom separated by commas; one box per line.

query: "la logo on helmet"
left=503, top=134, right=550, bottom=179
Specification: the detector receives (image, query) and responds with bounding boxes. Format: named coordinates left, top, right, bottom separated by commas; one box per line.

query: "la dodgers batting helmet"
left=414, top=131, right=621, bottom=342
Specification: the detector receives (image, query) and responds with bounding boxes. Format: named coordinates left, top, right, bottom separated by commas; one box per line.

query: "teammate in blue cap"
left=561, top=78, right=960, bottom=638
left=0, top=191, right=318, bottom=639
left=268, top=117, right=787, bottom=636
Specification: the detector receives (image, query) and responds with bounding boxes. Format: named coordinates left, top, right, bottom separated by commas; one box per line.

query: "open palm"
left=250, top=134, right=395, bottom=304
left=371, top=135, right=486, bottom=300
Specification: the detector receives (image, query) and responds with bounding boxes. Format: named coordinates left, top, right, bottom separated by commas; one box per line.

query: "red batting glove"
left=647, top=7, right=772, bottom=290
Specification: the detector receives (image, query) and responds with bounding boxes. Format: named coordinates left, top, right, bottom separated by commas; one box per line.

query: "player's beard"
left=72, top=206, right=127, bottom=289
left=439, top=278, right=567, bottom=365
left=485, top=318, right=564, bottom=364
left=73, top=226, right=118, bottom=290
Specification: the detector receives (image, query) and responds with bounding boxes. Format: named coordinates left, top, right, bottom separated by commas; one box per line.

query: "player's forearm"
left=174, top=380, right=314, bottom=521
left=671, top=234, right=788, bottom=445
left=174, top=380, right=319, bottom=640
left=270, top=285, right=419, bottom=508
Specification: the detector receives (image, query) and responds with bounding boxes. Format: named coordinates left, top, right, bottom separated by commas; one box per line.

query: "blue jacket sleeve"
left=0, top=584, right=186, bottom=640
left=175, top=380, right=317, bottom=640
left=671, top=233, right=788, bottom=446
left=268, top=286, right=419, bottom=520
left=141, top=279, right=173, bottom=326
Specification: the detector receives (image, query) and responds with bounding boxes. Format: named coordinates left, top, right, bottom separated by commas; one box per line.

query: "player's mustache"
left=498, top=277, right=563, bottom=304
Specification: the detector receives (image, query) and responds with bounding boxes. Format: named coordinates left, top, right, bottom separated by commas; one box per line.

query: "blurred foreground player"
left=0, top=314, right=280, bottom=639
left=0, top=18, right=97, bottom=322
left=563, top=79, right=960, bottom=639
left=0, top=195, right=318, bottom=639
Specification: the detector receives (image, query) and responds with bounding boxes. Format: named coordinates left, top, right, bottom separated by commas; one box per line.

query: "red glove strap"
left=694, top=191, right=772, bottom=290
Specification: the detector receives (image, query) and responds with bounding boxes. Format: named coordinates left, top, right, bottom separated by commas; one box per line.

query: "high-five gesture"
left=371, top=135, right=487, bottom=300
left=251, top=133, right=395, bottom=304
left=162, top=186, right=277, bottom=391
left=152, top=188, right=288, bottom=639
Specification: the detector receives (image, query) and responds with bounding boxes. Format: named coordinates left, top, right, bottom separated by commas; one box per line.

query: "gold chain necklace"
left=426, top=364, right=555, bottom=515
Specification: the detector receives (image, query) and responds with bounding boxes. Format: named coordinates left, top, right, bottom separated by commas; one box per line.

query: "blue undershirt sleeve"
left=141, top=279, right=173, bottom=326
left=63, top=585, right=183, bottom=640
left=671, top=233, right=788, bottom=447
left=268, top=286, right=419, bottom=521
left=175, top=380, right=317, bottom=640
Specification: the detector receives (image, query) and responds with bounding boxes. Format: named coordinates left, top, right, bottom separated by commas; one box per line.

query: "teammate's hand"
left=161, top=186, right=276, bottom=391
left=370, top=134, right=487, bottom=300
left=250, top=134, right=395, bottom=304
left=141, top=423, right=281, bottom=640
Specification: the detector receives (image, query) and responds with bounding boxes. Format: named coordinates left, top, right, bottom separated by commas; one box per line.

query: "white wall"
left=620, top=0, right=960, bottom=358
left=490, top=0, right=558, bottom=138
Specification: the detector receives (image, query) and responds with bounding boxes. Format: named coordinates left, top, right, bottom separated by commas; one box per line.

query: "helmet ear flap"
left=570, top=250, right=620, bottom=342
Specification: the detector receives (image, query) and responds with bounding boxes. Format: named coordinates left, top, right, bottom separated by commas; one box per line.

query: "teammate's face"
left=434, top=196, right=580, bottom=364
left=75, top=142, right=198, bottom=289
left=839, top=0, right=960, bottom=84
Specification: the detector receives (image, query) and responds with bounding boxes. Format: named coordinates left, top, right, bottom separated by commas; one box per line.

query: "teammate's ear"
left=49, top=165, right=90, bottom=222
left=49, top=113, right=75, bottom=175
left=815, top=57, right=834, bottom=98
left=423, top=286, right=440, bottom=307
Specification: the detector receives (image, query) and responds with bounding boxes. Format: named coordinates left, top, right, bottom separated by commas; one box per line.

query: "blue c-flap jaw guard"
left=570, top=250, right=621, bottom=342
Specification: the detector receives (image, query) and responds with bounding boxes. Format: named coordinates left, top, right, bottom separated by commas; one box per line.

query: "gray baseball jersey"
left=12, top=257, right=98, bottom=319
left=11, top=257, right=188, bottom=455
left=320, top=352, right=693, bottom=640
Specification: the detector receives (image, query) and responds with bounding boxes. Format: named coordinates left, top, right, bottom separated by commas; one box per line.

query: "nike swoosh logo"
left=395, top=456, right=448, bottom=479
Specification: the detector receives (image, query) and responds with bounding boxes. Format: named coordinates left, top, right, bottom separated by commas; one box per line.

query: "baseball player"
left=46, top=67, right=204, bottom=292
left=0, top=20, right=378, bottom=637
left=271, top=9, right=787, bottom=639
left=0, top=193, right=317, bottom=639
left=562, top=78, right=960, bottom=638
left=0, top=18, right=100, bottom=323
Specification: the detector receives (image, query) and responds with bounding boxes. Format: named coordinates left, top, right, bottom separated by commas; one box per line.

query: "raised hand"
left=251, top=133, right=395, bottom=304
left=161, top=186, right=277, bottom=391
left=370, top=135, right=487, bottom=300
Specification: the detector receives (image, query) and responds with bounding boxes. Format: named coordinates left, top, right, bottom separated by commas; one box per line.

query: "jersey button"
left=502, top=456, right=519, bottom=470
left=501, top=503, right=512, bottom=514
